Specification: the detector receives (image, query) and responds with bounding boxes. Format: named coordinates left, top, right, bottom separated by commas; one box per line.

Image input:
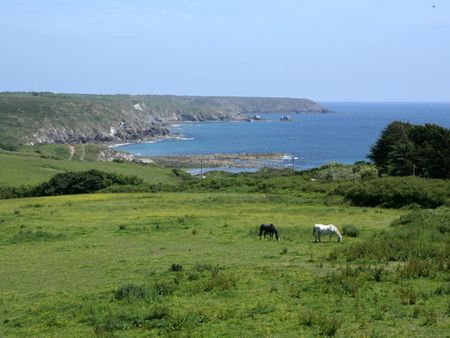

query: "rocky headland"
left=0, top=92, right=327, bottom=145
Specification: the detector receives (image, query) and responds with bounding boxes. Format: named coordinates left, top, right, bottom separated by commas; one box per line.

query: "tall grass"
left=330, top=208, right=450, bottom=274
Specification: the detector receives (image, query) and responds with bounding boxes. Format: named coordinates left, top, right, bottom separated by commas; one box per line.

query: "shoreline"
left=108, top=120, right=289, bottom=169
left=147, top=153, right=287, bottom=169
left=108, top=133, right=192, bottom=149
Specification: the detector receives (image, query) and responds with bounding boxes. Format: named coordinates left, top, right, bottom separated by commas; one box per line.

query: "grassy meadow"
left=0, top=148, right=179, bottom=187
left=1, top=191, right=448, bottom=337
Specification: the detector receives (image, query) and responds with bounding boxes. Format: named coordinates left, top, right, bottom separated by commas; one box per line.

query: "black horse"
left=259, top=223, right=279, bottom=241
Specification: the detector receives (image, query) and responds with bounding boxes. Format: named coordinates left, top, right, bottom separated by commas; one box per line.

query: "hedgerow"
left=334, top=176, right=449, bottom=208
left=0, top=169, right=143, bottom=199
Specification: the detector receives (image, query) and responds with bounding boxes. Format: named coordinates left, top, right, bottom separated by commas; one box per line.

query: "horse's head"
left=259, top=224, right=267, bottom=237
left=271, top=224, right=279, bottom=241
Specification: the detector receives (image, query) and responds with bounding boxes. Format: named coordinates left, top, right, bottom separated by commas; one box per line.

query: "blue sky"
left=0, top=0, right=448, bottom=101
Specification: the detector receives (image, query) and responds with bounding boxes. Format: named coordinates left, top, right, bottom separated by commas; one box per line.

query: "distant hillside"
left=0, top=92, right=326, bottom=146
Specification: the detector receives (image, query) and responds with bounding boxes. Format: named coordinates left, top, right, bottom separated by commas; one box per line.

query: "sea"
left=115, top=102, right=450, bottom=173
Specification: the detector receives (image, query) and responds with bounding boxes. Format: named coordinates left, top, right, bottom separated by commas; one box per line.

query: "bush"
left=342, top=224, right=359, bottom=237
left=153, top=278, right=177, bottom=296
left=32, top=169, right=143, bottom=196
left=398, top=284, right=417, bottom=305
left=170, top=264, right=183, bottom=272
left=309, top=162, right=378, bottom=182
left=0, top=185, right=34, bottom=200
left=114, top=284, right=148, bottom=301
left=299, top=309, right=340, bottom=336
left=90, top=303, right=170, bottom=334
left=335, top=176, right=449, bottom=208
left=329, top=208, right=450, bottom=271
left=0, top=137, right=20, bottom=151
left=400, top=259, right=434, bottom=279
left=202, top=270, right=236, bottom=292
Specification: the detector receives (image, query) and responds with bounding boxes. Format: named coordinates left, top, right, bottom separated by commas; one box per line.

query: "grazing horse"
left=313, top=224, right=342, bottom=243
left=259, top=223, right=279, bottom=241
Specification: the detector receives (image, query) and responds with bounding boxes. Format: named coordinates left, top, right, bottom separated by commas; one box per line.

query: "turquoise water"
left=116, top=102, right=450, bottom=170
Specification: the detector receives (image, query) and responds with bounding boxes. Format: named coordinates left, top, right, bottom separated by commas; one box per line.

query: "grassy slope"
left=0, top=192, right=448, bottom=337
left=0, top=92, right=325, bottom=144
left=0, top=150, right=179, bottom=187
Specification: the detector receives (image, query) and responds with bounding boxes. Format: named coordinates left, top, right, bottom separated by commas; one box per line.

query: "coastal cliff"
left=0, top=92, right=327, bottom=145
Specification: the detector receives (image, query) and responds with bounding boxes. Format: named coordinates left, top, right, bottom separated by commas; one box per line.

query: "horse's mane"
left=330, top=224, right=342, bottom=239
left=328, top=224, right=337, bottom=232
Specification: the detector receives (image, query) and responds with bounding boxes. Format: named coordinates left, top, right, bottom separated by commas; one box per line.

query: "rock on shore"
left=150, top=153, right=285, bottom=168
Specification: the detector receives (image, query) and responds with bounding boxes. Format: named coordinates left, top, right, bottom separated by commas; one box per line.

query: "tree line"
left=368, top=121, right=450, bottom=179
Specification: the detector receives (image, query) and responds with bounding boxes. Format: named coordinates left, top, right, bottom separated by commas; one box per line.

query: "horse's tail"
left=259, top=224, right=264, bottom=238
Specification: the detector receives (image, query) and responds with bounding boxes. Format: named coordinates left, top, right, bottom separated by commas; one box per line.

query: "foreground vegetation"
left=0, top=134, right=449, bottom=336
left=0, top=191, right=448, bottom=337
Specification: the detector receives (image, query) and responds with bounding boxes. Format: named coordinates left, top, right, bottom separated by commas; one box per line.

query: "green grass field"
left=1, top=192, right=448, bottom=337
left=0, top=149, right=179, bottom=187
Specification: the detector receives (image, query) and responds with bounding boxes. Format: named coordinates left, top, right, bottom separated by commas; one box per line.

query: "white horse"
left=313, top=224, right=342, bottom=243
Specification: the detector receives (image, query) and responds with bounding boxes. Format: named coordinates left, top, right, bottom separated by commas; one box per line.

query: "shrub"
left=0, top=138, right=20, bottom=151
left=335, top=176, right=449, bottom=208
left=153, top=278, right=177, bottom=296
left=0, top=185, right=34, bottom=200
left=170, top=264, right=183, bottom=272
left=90, top=303, right=170, bottom=334
left=309, top=162, right=378, bottom=182
left=32, top=170, right=143, bottom=196
left=422, top=308, right=437, bottom=326
left=171, top=168, right=195, bottom=181
left=299, top=310, right=340, bottom=336
left=400, top=259, right=433, bottom=279
left=114, top=284, right=148, bottom=301
left=329, top=208, right=450, bottom=274
left=202, top=271, right=236, bottom=292
left=342, top=224, right=359, bottom=237
left=398, top=284, right=416, bottom=305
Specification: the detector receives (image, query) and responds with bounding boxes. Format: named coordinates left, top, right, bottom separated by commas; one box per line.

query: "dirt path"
left=80, top=145, right=86, bottom=161
left=68, top=145, right=75, bottom=160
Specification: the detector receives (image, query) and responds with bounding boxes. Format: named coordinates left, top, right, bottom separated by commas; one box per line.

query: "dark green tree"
left=32, top=169, right=143, bottom=196
left=408, top=124, right=450, bottom=178
left=368, top=121, right=412, bottom=175
left=368, top=121, right=450, bottom=179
